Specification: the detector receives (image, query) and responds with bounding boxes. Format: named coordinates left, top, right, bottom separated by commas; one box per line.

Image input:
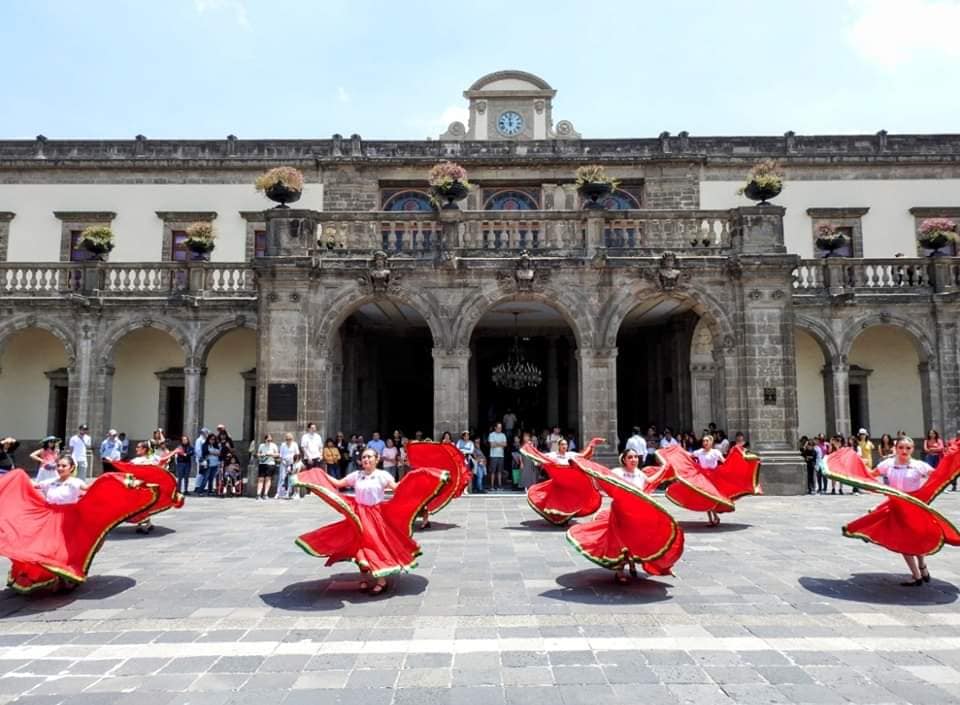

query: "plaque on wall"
left=267, top=383, right=298, bottom=421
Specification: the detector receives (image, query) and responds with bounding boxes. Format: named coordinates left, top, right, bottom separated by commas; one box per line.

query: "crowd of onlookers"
left=799, top=428, right=960, bottom=494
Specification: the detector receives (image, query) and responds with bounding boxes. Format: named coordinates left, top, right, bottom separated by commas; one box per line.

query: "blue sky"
left=2, top=0, right=959, bottom=140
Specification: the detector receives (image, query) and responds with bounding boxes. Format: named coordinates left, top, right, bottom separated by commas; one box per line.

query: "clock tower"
left=439, top=70, right=580, bottom=141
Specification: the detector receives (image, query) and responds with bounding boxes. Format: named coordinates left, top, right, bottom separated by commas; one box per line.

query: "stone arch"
left=0, top=315, right=77, bottom=368
left=195, top=315, right=258, bottom=368
left=469, top=70, right=553, bottom=91
left=312, top=283, right=447, bottom=352
left=450, top=285, right=594, bottom=351
left=793, top=313, right=840, bottom=362
left=597, top=282, right=736, bottom=355
left=839, top=313, right=935, bottom=362
left=98, top=317, right=191, bottom=366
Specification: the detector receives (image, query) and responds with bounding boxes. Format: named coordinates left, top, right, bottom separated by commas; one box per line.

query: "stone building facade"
left=1, top=71, right=959, bottom=494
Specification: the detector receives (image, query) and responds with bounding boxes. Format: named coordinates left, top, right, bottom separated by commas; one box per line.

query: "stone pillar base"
left=757, top=449, right=806, bottom=495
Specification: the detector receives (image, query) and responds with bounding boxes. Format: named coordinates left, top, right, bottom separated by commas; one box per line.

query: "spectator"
left=197, top=433, right=222, bottom=494
left=0, top=436, right=19, bottom=475
left=716, top=430, right=730, bottom=455
left=502, top=409, right=517, bottom=439
left=173, top=435, right=194, bottom=495
left=31, top=436, right=60, bottom=483
left=414, top=430, right=424, bottom=441
left=152, top=428, right=167, bottom=452
left=924, top=429, right=944, bottom=468
left=488, top=422, right=507, bottom=491
left=828, top=436, right=844, bottom=495
left=381, top=438, right=399, bottom=479
left=350, top=437, right=365, bottom=471
left=471, top=437, right=487, bottom=493
left=67, top=424, right=92, bottom=480
left=659, top=427, right=679, bottom=449
left=117, top=432, right=130, bottom=460
left=367, top=431, right=386, bottom=457
left=519, top=431, right=538, bottom=491
left=335, top=431, right=350, bottom=478
left=857, top=429, right=876, bottom=469
left=256, top=433, right=279, bottom=500
left=625, top=426, right=647, bottom=459
left=548, top=426, right=563, bottom=453
left=801, top=437, right=817, bottom=494
left=193, top=428, right=208, bottom=492
left=99, top=429, right=122, bottom=473
left=278, top=433, right=301, bottom=499
left=391, top=429, right=403, bottom=449
left=323, top=437, right=341, bottom=479
left=300, top=422, right=324, bottom=469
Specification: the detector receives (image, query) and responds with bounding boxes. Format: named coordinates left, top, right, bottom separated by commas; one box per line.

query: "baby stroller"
left=215, top=453, right=244, bottom=497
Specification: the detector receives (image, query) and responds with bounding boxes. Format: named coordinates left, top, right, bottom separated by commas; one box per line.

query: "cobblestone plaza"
left=2, top=493, right=960, bottom=705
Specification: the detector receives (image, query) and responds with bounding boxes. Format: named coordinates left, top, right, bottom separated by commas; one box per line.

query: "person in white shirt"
left=277, top=433, right=301, bottom=500
left=35, top=456, right=88, bottom=505
left=625, top=427, right=648, bottom=463
left=488, top=423, right=507, bottom=490
left=611, top=448, right=648, bottom=583
left=872, top=436, right=936, bottom=586
left=659, top=428, right=679, bottom=449
left=716, top=430, right=731, bottom=456
left=692, top=434, right=726, bottom=526
left=129, top=441, right=159, bottom=533
left=193, top=428, right=208, bottom=493
left=300, top=423, right=324, bottom=469
left=256, top=434, right=280, bottom=500
left=326, top=448, right=398, bottom=594
left=67, top=424, right=92, bottom=480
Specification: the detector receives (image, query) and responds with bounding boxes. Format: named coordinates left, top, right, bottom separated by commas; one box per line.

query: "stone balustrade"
left=792, top=258, right=960, bottom=296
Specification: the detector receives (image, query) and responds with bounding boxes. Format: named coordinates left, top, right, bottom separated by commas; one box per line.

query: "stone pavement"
left=2, top=491, right=960, bottom=705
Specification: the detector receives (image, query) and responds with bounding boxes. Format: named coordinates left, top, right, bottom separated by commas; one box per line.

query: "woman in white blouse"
left=872, top=437, right=935, bottom=586
left=35, top=456, right=88, bottom=505
left=611, top=449, right=648, bottom=583
left=692, top=435, right=725, bottom=526
left=327, top=448, right=398, bottom=594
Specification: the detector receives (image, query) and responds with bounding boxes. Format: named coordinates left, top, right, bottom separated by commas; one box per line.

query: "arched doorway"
left=332, top=301, right=434, bottom=439
left=469, top=301, right=578, bottom=438
left=109, top=328, right=187, bottom=441
left=204, top=328, right=257, bottom=444
left=794, top=328, right=827, bottom=437
left=848, top=325, right=926, bottom=439
left=616, top=296, right=703, bottom=441
left=0, top=328, right=71, bottom=441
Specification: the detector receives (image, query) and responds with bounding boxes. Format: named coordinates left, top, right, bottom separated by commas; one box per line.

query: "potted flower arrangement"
left=255, top=166, right=304, bottom=208
left=575, top=165, right=620, bottom=209
left=917, top=217, right=958, bottom=255
left=428, top=161, right=471, bottom=209
left=738, top=159, right=784, bottom=205
left=815, top=223, right=849, bottom=257
left=185, top=222, right=217, bottom=260
left=77, top=225, right=114, bottom=260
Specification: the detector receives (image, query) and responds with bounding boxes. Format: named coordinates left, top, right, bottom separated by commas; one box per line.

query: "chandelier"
left=491, top=313, right=543, bottom=390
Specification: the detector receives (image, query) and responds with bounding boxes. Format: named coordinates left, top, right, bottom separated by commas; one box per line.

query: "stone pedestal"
left=756, top=449, right=806, bottom=495
left=433, top=347, right=470, bottom=439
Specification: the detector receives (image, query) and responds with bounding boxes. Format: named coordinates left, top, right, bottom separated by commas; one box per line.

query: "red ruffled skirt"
left=406, top=442, right=471, bottom=514
left=108, top=460, right=185, bottom=524
left=522, top=444, right=601, bottom=525
left=566, top=457, right=684, bottom=576
left=652, top=446, right=762, bottom=515
left=0, top=470, right=159, bottom=593
left=825, top=445, right=960, bottom=556
left=293, top=467, right=448, bottom=578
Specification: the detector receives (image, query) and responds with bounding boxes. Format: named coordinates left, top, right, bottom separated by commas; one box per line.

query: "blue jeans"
left=473, top=462, right=486, bottom=491
left=198, top=462, right=218, bottom=492
left=175, top=463, right=190, bottom=495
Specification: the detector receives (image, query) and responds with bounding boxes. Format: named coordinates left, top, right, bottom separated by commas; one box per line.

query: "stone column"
left=822, top=360, right=851, bottom=438
left=545, top=336, right=559, bottom=427
left=566, top=344, right=579, bottom=432
left=183, top=364, right=206, bottom=437
left=690, top=363, right=717, bottom=434
left=433, top=347, right=470, bottom=440
left=66, top=321, right=98, bottom=436
left=578, top=347, right=618, bottom=461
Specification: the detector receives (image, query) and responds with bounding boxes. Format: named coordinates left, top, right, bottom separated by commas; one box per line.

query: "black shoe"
left=830, top=490, right=836, bottom=495
left=922, top=569, right=931, bottom=583
left=900, top=578, right=923, bottom=587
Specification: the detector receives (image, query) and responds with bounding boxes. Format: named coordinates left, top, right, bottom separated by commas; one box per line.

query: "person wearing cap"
left=99, top=429, right=122, bottom=473
left=30, top=436, right=61, bottom=483
left=68, top=424, right=92, bottom=480
left=0, top=436, right=20, bottom=475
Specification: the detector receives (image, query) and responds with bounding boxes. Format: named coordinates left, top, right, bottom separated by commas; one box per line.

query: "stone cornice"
left=239, top=210, right=267, bottom=222
left=806, top=207, right=870, bottom=218
left=53, top=211, right=115, bottom=222
left=155, top=211, right=218, bottom=223
left=909, top=207, right=960, bottom=217
left=0, top=212, right=13, bottom=222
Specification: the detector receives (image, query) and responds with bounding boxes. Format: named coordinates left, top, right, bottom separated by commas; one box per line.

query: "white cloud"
left=194, top=0, right=250, bottom=29
left=847, top=0, right=960, bottom=68
left=408, top=105, right=470, bottom=137
left=337, top=86, right=351, bottom=104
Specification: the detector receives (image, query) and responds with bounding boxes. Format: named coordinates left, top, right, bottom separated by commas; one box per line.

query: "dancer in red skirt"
left=568, top=452, right=684, bottom=583
left=824, top=437, right=960, bottom=586
left=109, top=441, right=184, bottom=534
left=650, top=439, right=762, bottom=526
left=293, top=448, right=448, bottom=595
left=406, top=441, right=471, bottom=530
left=0, top=456, right=159, bottom=593
left=522, top=437, right=605, bottom=525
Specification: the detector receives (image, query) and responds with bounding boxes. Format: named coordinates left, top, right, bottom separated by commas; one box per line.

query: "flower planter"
left=81, top=241, right=114, bottom=261
left=186, top=240, right=215, bottom=261
left=265, top=183, right=302, bottom=208
left=743, top=180, right=782, bottom=205
left=918, top=232, right=953, bottom=255
left=578, top=182, right=613, bottom=209
left=816, top=235, right=848, bottom=257
left=432, top=181, right=469, bottom=210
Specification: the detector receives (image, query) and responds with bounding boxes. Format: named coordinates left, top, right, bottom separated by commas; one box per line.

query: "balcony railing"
left=0, top=262, right=256, bottom=300
left=792, top=258, right=960, bottom=296
left=315, top=209, right=736, bottom=254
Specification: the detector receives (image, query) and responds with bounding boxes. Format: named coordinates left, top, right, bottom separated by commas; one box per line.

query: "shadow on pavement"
left=260, top=573, right=429, bottom=610
left=415, top=521, right=459, bottom=532
left=105, top=525, right=176, bottom=540
left=503, top=519, right=566, bottom=532
left=0, top=575, right=136, bottom=615
left=799, top=573, right=959, bottom=605
left=678, top=521, right=752, bottom=533
left=540, top=569, right=673, bottom=604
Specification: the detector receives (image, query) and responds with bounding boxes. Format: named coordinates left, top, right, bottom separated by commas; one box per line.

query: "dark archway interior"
left=337, top=304, right=433, bottom=438
left=616, top=300, right=699, bottom=446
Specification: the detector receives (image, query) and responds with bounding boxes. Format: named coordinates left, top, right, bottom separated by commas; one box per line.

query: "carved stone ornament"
left=475, top=100, right=487, bottom=114
left=725, top=257, right=743, bottom=280
left=591, top=250, right=608, bottom=269
left=772, top=289, right=785, bottom=300
left=534, top=99, right=545, bottom=114
left=722, top=334, right=736, bottom=352
left=289, top=292, right=301, bottom=303
left=266, top=292, right=279, bottom=303
left=748, top=289, right=763, bottom=300
left=647, top=251, right=687, bottom=292
left=367, top=250, right=392, bottom=294
left=514, top=250, right=536, bottom=291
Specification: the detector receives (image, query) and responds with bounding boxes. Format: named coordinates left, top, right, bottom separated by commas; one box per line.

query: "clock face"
left=497, top=111, right=524, bottom=136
